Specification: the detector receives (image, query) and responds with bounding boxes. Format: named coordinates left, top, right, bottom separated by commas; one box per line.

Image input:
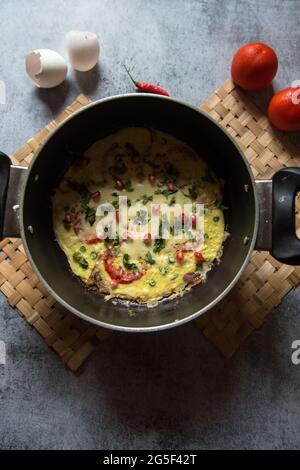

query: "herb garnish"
left=85, top=206, right=96, bottom=226
left=73, top=251, right=89, bottom=269
left=145, top=252, right=156, bottom=265
left=123, top=254, right=137, bottom=271
left=124, top=179, right=134, bottom=192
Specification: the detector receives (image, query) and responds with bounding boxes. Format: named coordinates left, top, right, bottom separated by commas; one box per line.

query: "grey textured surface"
left=1, top=0, right=300, bottom=450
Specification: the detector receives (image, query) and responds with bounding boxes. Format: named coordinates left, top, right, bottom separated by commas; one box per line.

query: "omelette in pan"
left=52, top=128, right=227, bottom=306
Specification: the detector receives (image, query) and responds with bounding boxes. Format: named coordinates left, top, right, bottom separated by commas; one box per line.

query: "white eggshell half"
left=65, top=31, right=100, bottom=72
left=25, top=49, right=68, bottom=88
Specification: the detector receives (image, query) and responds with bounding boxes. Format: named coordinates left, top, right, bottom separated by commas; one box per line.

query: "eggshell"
left=65, top=31, right=100, bottom=72
left=25, top=49, right=67, bottom=88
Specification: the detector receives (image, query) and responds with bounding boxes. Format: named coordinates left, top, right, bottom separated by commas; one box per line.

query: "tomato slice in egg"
left=103, top=250, right=145, bottom=284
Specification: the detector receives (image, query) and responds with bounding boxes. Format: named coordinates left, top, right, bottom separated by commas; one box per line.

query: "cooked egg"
left=65, top=30, right=100, bottom=72
left=25, top=49, right=67, bottom=88
left=52, top=128, right=226, bottom=305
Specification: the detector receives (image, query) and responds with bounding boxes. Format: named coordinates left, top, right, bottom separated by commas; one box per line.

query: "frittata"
left=52, top=127, right=226, bottom=306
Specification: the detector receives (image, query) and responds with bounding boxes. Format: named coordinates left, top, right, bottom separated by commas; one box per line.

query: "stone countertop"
left=1, top=0, right=300, bottom=450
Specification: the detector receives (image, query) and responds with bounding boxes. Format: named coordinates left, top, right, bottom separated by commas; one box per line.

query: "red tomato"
left=231, top=42, right=278, bottom=90
left=148, top=174, right=156, bottom=185
left=194, top=251, right=205, bottom=263
left=103, top=250, right=145, bottom=284
left=64, top=212, right=73, bottom=223
left=176, top=250, right=184, bottom=262
left=91, top=191, right=101, bottom=202
left=167, top=181, right=176, bottom=191
left=85, top=235, right=101, bottom=244
left=115, top=180, right=124, bottom=190
left=143, top=233, right=152, bottom=244
left=268, top=87, right=300, bottom=131
left=191, top=214, right=197, bottom=228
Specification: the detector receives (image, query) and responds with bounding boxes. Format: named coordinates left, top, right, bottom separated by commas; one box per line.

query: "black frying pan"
left=1, top=94, right=300, bottom=332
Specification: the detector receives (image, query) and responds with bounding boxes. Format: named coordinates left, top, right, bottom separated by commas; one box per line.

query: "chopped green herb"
left=63, top=220, right=71, bottom=231
left=80, top=245, right=86, bottom=253
left=153, top=238, right=165, bottom=253
left=127, top=199, right=132, bottom=207
left=85, top=206, right=96, bottom=226
left=168, top=253, right=176, bottom=264
left=63, top=205, right=70, bottom=211
left=111, top=192, right=118, bottom=197
left=112, top=199, right=119, bottom=209
left=204, top=233, right=209, bottom=241
left=168, top=196, right=176, bottom=206
left=141, top=194, right=153, bottom=205
left=90, top=251, right=97, bottom=260
left=154, top=189, right=162, bottom=195
left=73, top=251, right=82, bottom=263
left=124, top=179, right=134, bottom=192
left=134, top=209, right=149, bottom=225
left=72, top=252, right=89, bottom=269
left=159, top=266, right=168, bottom=276
left=213, top=216, right=220, bottom=223
left=148, top=279, right=156, bottom=287
left=79, top=258, right=89, bottom=269
left=161, top=188, right=178, bottom=198
left=70, top=206, right=76, bottom=214
left=196, top=262, right=206, bottom=271
left=145, top=252, right=156, bottom=265
left=123, top=254, right=137, bottom=271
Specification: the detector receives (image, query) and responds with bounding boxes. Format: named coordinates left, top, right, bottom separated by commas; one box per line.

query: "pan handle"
left=271, top=168, right=300, bottom=265
left=0, top=152, right=11, bottom=240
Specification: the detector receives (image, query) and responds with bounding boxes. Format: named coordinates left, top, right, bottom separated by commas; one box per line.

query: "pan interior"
left=21, top=95, right=257, bottom=330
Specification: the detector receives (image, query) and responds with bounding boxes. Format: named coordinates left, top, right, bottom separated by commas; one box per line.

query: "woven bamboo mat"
left=1, top=83, right=300, bottom=371
left=196, top=79, right=300, bottom=357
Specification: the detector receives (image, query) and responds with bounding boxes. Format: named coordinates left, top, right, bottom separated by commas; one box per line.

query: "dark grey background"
left=1, top=0, right=300, bottom=450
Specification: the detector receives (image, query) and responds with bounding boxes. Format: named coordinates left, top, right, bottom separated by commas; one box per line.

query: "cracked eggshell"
left=25, top=49, right=67, bottom=88
left=65, top=31, right=100, bottom=72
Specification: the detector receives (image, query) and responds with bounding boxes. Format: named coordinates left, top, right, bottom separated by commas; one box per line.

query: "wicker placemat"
left=1, top=83, right=300, bottom=370
left=196, top=79, right=300, bottom=357
left=0, top=95, right=112, bottom=371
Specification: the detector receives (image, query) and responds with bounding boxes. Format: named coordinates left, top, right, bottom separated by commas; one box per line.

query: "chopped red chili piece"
left=191, top=214, right=197, bottom=227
